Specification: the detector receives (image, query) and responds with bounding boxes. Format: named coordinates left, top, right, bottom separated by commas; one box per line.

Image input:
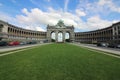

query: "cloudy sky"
left=0, top=0, right=120, bottom=32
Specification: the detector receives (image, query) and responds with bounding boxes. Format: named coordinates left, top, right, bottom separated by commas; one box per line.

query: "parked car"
left=108, top=43, right=117, bottom=48
left=0, top=41, right=8, bottom=46
left=27, top=41, right=37, bottom=44
left=116, top=44, right=120, bottom=48
left=97, top=43, right=108, bottom=47
left=8, top=41, right=14, bottom=46
left=43, top=40, right=48, bottom=43
left=27, top=41, right=32, bottom=44
left=8, top=41, right=20, bottom=46
left=20, top=42, right=27, bottom=45
left=14, top=41, right=20, bottom=45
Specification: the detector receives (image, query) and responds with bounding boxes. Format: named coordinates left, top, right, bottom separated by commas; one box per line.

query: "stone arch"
left=47, top=20, right=74, bottom=43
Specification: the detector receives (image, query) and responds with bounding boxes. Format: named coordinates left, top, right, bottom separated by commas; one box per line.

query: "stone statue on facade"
left=55, top=20, right=65, bottom=28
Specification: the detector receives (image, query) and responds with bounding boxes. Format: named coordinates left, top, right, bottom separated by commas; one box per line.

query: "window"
left=118, top=30, right=120, bottom=34
left=118, top=26, right=120, bottom=30
left=114, top=27, right=116, bottom=30
left=0, top=24, right=3, bottom=32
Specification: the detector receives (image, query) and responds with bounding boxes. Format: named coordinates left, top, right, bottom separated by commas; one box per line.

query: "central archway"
left=57, top=32, right=63, bottom=42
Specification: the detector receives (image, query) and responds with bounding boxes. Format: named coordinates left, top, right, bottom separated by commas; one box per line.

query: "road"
left=0, top=43, right=49, bottom=52
left=72, top=43, right=120, bottom=56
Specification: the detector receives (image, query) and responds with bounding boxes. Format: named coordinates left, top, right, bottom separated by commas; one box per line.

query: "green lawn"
left=0, top=43, right=120, bottom=80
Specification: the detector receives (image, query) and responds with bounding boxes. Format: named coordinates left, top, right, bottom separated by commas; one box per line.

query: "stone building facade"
left=75, top=22, right=120, bottom=44
left=0, top=20, right=46, bottom=43
left=0, top=20, right=120, bottom=44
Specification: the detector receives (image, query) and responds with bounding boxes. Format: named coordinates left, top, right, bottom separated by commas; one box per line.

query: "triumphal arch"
left=47, top=20, right=74, bottom=42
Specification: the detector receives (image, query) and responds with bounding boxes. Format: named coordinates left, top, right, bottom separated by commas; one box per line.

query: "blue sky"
left=0, top=0, right=120, bottom=32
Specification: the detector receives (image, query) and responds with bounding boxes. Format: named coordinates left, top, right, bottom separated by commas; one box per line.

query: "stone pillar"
left=70, top=31, right=75, bottom=42
left=63, top=31, right=65, bottom=42
left=55, top=31, right=58, bottom=42
left=47, top=30, right=51, bottom=42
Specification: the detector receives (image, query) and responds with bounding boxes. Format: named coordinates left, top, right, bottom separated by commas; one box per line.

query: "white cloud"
left=15, top=7, right=119, bottom=32
left=22, top=8, right=29, bottom=15
left=25, top=25, right=45, bottom=31
left=16, top=8, right=80, bottom=28
left=0, top=4, right=119, bottom=32
left=36, top=26, right=45, bottom=31
left=64, top=0, right=69, bottom=12
left=98, top=0, right=120, bottom=13
left=76, top=9, right=86, bottom=17
left=77, top=0, right=120, bottom=18
left=98, top=0, right=108, bottom=5
left=86, top=16, right=112, bottom=30
left=78, top=15, right=119, bottom=32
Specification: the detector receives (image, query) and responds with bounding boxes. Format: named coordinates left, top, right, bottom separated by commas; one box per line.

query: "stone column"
left=55, top=31, right=58, bottom=42
left=63, top=31, right=65, bottom=42
left=70, top=31, right=75, bottom=42
left=47, top=30, right=51, bottom=42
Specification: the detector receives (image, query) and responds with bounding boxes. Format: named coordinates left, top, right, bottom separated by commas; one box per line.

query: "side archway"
left=65, top=32, right=70, bottom=42
left=51, top=31, right=56, bottom=42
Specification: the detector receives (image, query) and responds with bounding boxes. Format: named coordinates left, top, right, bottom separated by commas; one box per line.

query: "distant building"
left=75, top=22, right=120, bottom=44
left=0, top=20, right=46, bottom=43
